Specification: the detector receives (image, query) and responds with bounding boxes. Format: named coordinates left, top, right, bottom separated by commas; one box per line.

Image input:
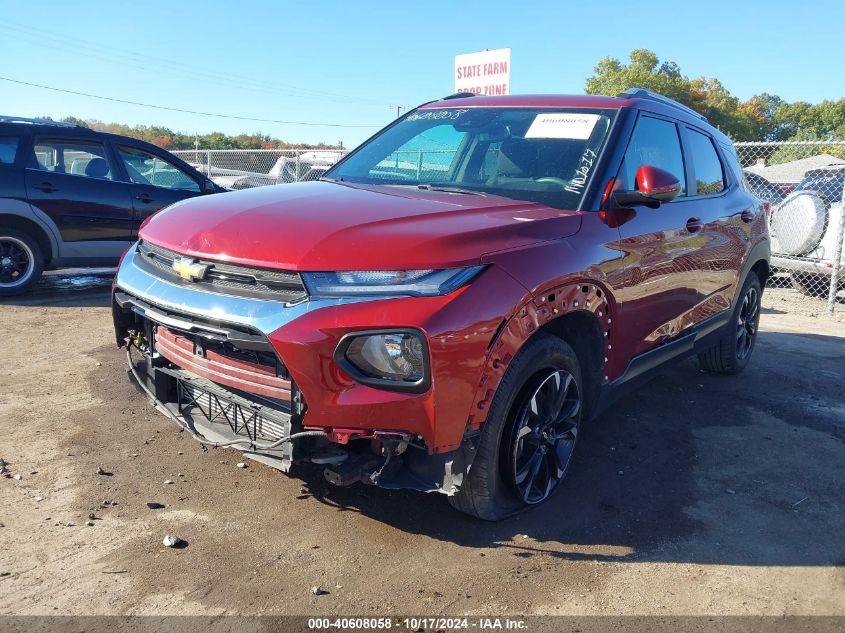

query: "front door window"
left=118, top=146, right=200, bottom=192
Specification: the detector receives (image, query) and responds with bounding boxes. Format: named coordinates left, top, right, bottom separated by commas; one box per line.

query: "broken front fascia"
left=113, top=241, right=481, bottom=494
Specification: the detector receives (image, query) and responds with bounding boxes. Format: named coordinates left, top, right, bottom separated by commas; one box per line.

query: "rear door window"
left=33, top=139, right=114, bottom=180
left=0, top=137, right=19, bottom=164
left=686, top=129, right=726, bottom=195
left=619, top=115, right=686, bottom=195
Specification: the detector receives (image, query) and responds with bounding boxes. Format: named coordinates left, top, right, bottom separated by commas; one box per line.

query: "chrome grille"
left=136, top=240, right=307, bottom=302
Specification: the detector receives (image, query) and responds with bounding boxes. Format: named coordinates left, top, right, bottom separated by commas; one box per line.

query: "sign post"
left=454, top=48, right=511, bottom=96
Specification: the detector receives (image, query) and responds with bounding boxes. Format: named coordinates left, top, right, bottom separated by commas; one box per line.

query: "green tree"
left=60, top=115, right=90, bottom=128
left=585, top=50, right=765, bottom=140
left=585, top=49, right=845, bottom=144
left=585, top=49, right=690, bottom=103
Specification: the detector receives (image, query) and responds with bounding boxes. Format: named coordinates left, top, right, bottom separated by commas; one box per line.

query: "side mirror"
left=612, top=165, right=681, bottom=209
left=203, top=179, right=217, bottom=193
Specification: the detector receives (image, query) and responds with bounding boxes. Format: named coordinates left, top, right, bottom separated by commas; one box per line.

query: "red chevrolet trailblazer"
left=112, top=89, right=769, bottom=520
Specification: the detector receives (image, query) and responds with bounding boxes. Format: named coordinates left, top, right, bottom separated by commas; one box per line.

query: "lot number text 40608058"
left=307, top=617, right=528, bottom=630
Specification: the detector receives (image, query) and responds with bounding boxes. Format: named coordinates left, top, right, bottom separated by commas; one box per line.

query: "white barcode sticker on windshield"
left=525, top=113, right=600, bottom=140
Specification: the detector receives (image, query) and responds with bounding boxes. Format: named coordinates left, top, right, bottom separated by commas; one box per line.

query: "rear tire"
left=0, top=229, right=43, bottom=296
left=698, top=272, right=762, bottom=375
left=449, top=332, right=583, bottom=521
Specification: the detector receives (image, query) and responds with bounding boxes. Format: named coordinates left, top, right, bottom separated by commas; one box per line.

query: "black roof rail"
left=441, top=92, right=478, bottom=100
left=0, top=115, right=78, bottom=128
left=617, top=88, right=708, bottom=122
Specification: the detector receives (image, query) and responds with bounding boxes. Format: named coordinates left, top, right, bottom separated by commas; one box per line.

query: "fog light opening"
left=336, top=330, right=430, bottom=393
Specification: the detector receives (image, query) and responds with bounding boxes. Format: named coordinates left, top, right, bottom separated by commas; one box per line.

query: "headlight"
left=335, top=330, right=430, bottom=392
left=302, top=266, right=484, bottom=298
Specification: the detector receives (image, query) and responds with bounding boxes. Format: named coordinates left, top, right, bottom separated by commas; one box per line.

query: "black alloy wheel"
left=0, top=230, right=44, bottom=296
left=506, top=368, right=580, bottom=505
left=448, top=332, right=583, bottom=520
left=736, top=285, right=760, bottom=360
left=697, top=271, right=763, bottom=375
left=0, top=236, right=34, bottom=288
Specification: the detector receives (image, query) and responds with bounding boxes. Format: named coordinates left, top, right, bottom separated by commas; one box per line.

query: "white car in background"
left=206, top=151, right=345, bottom=190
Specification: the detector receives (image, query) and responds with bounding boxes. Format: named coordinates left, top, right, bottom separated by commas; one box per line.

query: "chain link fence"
left=173, top=142, right=845, bottom=317
left=171, top=149, right=349, bottom=190
left=735, top=141, right=845, bottom=317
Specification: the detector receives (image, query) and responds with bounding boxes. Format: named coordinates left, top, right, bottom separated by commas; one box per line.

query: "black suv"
left=0, top=116, right=225, bottom=295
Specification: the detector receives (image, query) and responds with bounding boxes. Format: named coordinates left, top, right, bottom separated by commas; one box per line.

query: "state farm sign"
left=454, top=48, right=511, bottom=96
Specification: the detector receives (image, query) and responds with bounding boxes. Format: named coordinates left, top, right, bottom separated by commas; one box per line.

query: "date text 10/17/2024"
left=307, top=617, right=528, bottom=630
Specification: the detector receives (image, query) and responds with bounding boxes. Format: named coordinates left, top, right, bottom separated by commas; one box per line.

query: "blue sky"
left=1, top=0, right=842, bottom=147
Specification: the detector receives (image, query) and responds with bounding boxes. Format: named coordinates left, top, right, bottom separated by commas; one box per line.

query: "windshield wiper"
left=415, top=184, right=487, bottom=196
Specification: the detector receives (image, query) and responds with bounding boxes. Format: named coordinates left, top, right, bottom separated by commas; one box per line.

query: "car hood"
left=139, top=181, right=583, bottom=271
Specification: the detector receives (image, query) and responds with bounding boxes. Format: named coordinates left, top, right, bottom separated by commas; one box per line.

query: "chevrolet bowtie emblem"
left=172, top=257, right=209, bottom=281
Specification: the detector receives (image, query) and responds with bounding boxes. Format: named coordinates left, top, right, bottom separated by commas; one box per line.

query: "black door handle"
left=33, top=181, right=57, bottom=193
left=741, top=208, right=755, bottom=223
left=134, top=193, right=153, bottom=203
left=686, top=217, right=703, bottom=233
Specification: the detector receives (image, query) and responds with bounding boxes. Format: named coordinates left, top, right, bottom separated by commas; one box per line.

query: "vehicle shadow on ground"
left=0, top=272, right=113, bottom=308
left=303, top=329, right=845, bottom=568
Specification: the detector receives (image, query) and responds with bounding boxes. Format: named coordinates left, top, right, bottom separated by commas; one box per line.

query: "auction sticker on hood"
left=525, top=113, right=600, bottom=140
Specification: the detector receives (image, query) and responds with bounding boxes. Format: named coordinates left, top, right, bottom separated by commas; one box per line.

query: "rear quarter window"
left=686, top=129, right=726, bottom=195
left=719, top=143, right=744, bottom=187
left=0, top=136, right=19, bottom=165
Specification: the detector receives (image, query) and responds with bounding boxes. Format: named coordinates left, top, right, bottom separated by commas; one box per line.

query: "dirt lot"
left=1, top=272, right=844, bottom=616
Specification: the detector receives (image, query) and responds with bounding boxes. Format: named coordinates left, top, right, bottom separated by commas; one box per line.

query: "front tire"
left=449, top=332, right=582, bottom=521
left=698, top=271, right=762, bottom=375
left=0, top=229, right=43, bottom=296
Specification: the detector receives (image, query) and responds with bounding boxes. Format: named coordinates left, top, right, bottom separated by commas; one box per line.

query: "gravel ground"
left=763, top=274, right=845, bottom=322
left=0, top=273, right=843, bottom=616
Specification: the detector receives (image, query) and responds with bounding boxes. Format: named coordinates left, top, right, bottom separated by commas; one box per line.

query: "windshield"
left=327, top=107, right=615, bottom=209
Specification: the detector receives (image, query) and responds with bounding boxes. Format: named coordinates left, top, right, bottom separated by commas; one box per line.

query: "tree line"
left=585, top=50, right=845, bottom=164
left=52, top=49, right=843, bottom=160
left=56, top=116, right=341, bottom=151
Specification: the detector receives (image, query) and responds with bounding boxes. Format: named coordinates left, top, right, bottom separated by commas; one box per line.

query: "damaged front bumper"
left=127, top=360, right=299, bottom=471
left=126, top=346, right=475, bottom=493
left=114, top=242, right=476, bottom=494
